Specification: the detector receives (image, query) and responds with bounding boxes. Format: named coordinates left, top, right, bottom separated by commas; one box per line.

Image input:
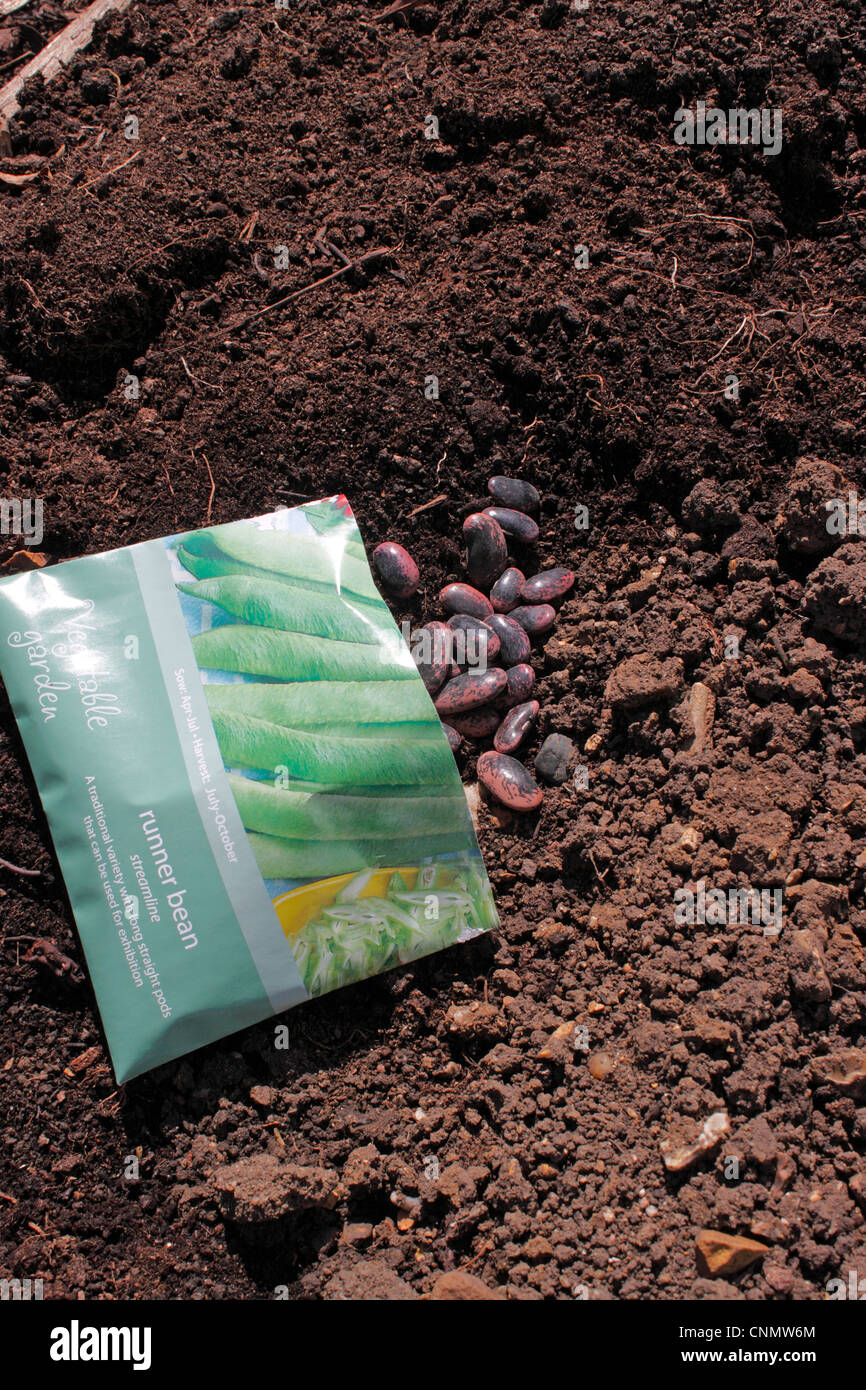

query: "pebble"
left=463, top=511, right=507, bottom=588
left=486, top=612, right=531, bottom=665
left=477, top=751, right=543, bottom=811
left=372, top=541, right=419, bottom=598
left=535, top=733, right=574, bottom=784
left=449, top=706, right=501, bottom=738
left=490, top=567, right=525, bottom=612
left=494, top=700, right=539, bottom=753
left=509, top=603, right=556, bottom=636
left=500, top=663, right=535, bottom=708
left=520, top=567, right=574, bottom=603
left=660, top=1111, right=730, bottom=1173
left=695, top=1230, right=769, bottom=1278
left=441, top=722, right=463, bottom=752
left=446, top=612, right=501, bottom=663
left=487, top=475, right=540, bottom=513
left=587, top=1051, right=614, bottom=1079
left=483, top=506, right=540, bottom=544
left=435, top=668, right=508, bottom=716
left=440, top=582, right=493, bottom=618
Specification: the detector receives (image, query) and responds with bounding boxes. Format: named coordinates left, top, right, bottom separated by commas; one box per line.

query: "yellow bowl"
left=273, top=866, right=420, bottom=939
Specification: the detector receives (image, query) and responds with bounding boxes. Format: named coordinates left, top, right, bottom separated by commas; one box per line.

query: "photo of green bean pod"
left=299, top=504, right=368, bottom=563
left=203, top=678, right=435, bottom=728
left=227, top=774, right=471, bottom=841
left=210, top=711, right=454, bottom=786
left=177, top=533, right=384, bottom=609
left=179, top=575, right=390, bottom=646
left=247, top=831, right=470, bottom=882
left=206, top=521, right=380, bottom=601
left=192, top=624, right=413, bottom=682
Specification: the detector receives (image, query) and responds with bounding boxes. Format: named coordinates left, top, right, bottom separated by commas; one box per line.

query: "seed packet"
left=0, top=498, right=498, bottom=1081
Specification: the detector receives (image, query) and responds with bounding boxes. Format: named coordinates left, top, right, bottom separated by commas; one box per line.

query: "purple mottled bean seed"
left=372, top=541, right=419, bottom=598
left=490, top=567, right=525, bottom=613
left=520, top=567, right=575, bottom=604
left=441, top=722, right=463, bottom=752
left=434, top=668, right=508, bottom=716
left=483, top=507, right=540, bottom=544
left=463, top=512, right=507, bottom=588
left=487, top=476, right=540, bottom=513
left=446, top=613, right=501, bottom=663
left=477, top=751, right=543, bottom=811
left=486, top=613, right=531, bottom=666
left=509, top=603, right=556, bottom=636
left=412, top=620, right=451, bottom=694
left=494, top=699, right=539, bottom=754
left=449, top=705, right=501, bottom=738
left=497, top=663, right=535, bottom=709
left=440, top=582, right=493, bottom=619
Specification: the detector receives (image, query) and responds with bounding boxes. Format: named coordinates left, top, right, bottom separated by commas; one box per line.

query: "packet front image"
left=0, top=498, right=498, bottom=1082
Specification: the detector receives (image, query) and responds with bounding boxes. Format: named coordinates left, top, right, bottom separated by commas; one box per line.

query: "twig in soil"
left=0, top=1191, right=18, bottom=1204
left=588, top=849, right=609, bottom=883
left=180, top=355, right=224, bottom=395
left=227, top=247, right=393, bottom=331
left=239, top=211, right=258, bottom=244
left=204, top=456, right=216, bottom=524
left=0, top=0, right=132, bottom=138
left=80, top=148, right=140, bottom=193
left=191, top=449, right=216, bottom=524
left=0, top=856, right=41, bottom=877
left=408, top=494, right=447, bottom=517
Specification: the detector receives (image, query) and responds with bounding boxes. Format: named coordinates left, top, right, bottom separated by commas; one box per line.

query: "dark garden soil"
left=1, top=0, right=866, bottom=1301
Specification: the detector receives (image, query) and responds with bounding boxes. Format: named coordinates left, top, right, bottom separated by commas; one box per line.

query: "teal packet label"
left=0, top=498, right=498, bottom=1082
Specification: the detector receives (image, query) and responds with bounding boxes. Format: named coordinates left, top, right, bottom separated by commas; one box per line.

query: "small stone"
left=660, top=1111, right=730, bottom=1173
left=810, top=1048, right=866, bottom=1098
left=587, top=1051, right=614, bottom=1079
left=341, top=1222, right=374, bottom=1246
left=695, top=1230, right=769, bottom=1278
left=446, top=1000, right=504, bottom=1044
left=538, top=1021, right=575, bottom=1061
left=685, top=681, right=716, bottom=755
left=249, top=1085, right=275, bottom=1108
left=535, top=733, right=574, bottom=784
left=789, top=929, right=831, bottom=1004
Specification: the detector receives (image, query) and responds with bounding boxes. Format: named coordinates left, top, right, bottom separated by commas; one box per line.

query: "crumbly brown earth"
left=1, top=0, right=865, bottom=1301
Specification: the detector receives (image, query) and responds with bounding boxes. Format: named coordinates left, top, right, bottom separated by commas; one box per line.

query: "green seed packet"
left=0, top=498, right=498, bottom=1082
